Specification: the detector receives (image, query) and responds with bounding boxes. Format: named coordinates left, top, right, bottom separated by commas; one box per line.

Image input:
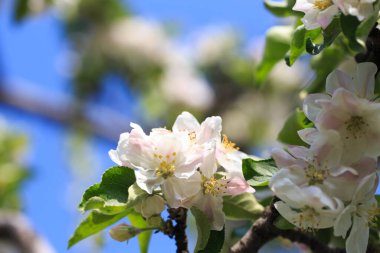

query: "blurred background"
left=0, top=0, right=310, bottom=252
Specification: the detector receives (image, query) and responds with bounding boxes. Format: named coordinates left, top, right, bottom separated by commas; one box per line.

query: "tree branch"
left=168, top=207, right=189, bottom=253
left=230, top=200, right=345, bottom=253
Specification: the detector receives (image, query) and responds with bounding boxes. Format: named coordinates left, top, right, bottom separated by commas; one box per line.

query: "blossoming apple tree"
left=65, top=0, right=380, bottom=252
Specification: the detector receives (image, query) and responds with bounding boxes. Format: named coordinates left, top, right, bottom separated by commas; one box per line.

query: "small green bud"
left=147, top=215, right=164, bottom=228
left=109, top=223, right=141, bottom=242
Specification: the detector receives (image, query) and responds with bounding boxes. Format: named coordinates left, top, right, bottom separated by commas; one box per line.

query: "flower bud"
left=146, top=215, right=164, bottom=227
left=109, top=223, right=141, bottom=242
left=140, top=195, right=165, bottom=218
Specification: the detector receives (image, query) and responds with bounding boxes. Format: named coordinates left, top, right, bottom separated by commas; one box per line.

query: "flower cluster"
left=109, top=112, right=252, bottom=230
left=293, top=0, right=377, bottom=30
left=270, top=62, right=380, bottom=253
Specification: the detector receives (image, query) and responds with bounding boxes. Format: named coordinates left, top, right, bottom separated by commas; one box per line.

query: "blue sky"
left=0, top=0, right=279, bottom=252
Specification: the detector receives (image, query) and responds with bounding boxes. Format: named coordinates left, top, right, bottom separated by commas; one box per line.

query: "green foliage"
left=340, top=15, right=365, bottom=52
left=255, top=26, right=292, bottom=83
left=127, top=212, right=153, bottom=253
left=306, top=17, right=341, bottom=55
left=277, top=108, right=313, bottom=146
left=223, top=193, right=264, bottom=221
left=274, top=215, right=295, bottom=230
left=79, top=166, right=136, bottom=214
left=191, top=207, right=212, bottom=253
left=198, top=227, right=225, bottom=253
left=242, top=158, right=278, bottom=187
left=286, top=25, right=321, bottom=66
left=68, top=209, right=131, bottom=248
left=263, top=0, right=297, bottom=17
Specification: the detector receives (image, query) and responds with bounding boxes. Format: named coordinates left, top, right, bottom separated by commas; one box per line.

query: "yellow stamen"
left=202, top=176, right=227, bottom=196
left=188, top=132, right=196, bottom=141
left=314, top=0, right=333, bottom=10
left=305, top=164, right=329, bottom=185
left=344, top=115, right=368, bottom=140
left=154, top=152, right=177, bottom=179
left=222, top=134, right=239, bottom=153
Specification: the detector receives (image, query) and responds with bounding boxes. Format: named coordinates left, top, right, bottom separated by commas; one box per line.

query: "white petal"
left=198, top=116, right=222, bottom=144
left=354, top=62, right=377, bottom=99
left=326, top=69, right=355, bottom=95
left=334, top=205, right=355, bottom=238
left=346, top=216, right=369, bottom=253
left=172, top=111, right=201, bottom=133
left=303, top=93, right=330, bottom=122
left=297, top=128, right=319, bottom=145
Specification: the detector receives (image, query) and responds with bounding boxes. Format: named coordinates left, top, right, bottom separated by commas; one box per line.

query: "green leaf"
left=255, top=26, right=292, bottom=83
left=79, top=166, right=136, bottom=214
left=286, top=25, right=321, bottom=66
left=191, top=207, right=211, bottom=253
left=340, top=14, right=365, bottom=52
left=277, top=108, right=313, bottom=146
left=198, top=227, right=225, bottom=253
left=223, top=193, right=264, bottom=221
left=127, top=212, right=153, bottom=253
left=274, top=215, right=295, bottom=230
left=127, top=183, right=149, bottom=208
left=306, top=16, right=341, bottom=55
left=68, top=209, right=131, bottom=248
left=264, top=0, right=297, bottom=17
left=242, top=158, right=278, bottom=187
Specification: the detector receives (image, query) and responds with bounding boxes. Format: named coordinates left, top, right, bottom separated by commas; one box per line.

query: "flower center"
left=154, top=152, right=177, bottom=179
left=202, top=176, right=227, bottom=196
left=344, top=115, right=368, bottom=140
left=294, top=207, right=320, bottom=230
left=367, top=204, right=380, bottom=228
left=314, top=0, right=333, bottom=10
left=305, top=164, right=329, bottom=185
left=188, top=131, right=197, bottom=141
left=222, top=134, right=239, bottom=153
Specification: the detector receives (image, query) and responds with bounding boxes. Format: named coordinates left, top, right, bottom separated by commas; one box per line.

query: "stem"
left=355, top=23, right=380, bottom=75
left=168, top=207, right=189, bottom=253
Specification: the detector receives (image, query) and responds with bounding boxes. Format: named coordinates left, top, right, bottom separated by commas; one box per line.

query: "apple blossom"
left=333, top=0, right=376, bottom=21
left=334, top=173, right=379, bottom=253
left=109, top=123, right=203, bottom=208
left=134, top=195, right=165, bottom=218
left=293, top=0, right=339, bottom=30
left=303, top=62, right=380, bottom=164
left=184, top=145, right=252, bottom=230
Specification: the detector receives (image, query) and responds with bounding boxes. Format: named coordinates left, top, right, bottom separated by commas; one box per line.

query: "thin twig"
left=168, top=208, right=189, bottom=253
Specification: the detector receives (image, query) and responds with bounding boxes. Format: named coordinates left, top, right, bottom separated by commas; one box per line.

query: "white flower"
left=293, top=0, right=339, bottom=30
left=271, top=129, right=376, bottom=201
left=109, top=123, right=203, bottom=208
left=303, top=62, right=380, bottom=164
left=173, top=111, right=253, bottom=189
left=271, top=178, right=344, bottom=229
left=334, top=173, right=379, bottom=253
left=333, top=0, right=376, bottom=21
left=184, top=145, right=251, bottom=230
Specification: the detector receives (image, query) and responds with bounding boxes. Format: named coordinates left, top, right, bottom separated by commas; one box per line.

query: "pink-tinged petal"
left=197, top=116, right=222, bottom=144
left=287, top=146, right=309, bottom=160
left=302, top=9, right=321, bottom=30
left=293, top=0, right=314, bottom=12
left=310, top=129, right=342, bottom=168
left=351, top=157, right=377, bottom=178
left=271, top=148, right=297, bottom=168
left=172, top=111, right=201, bottom=133
left=332, top=88, right=361, bottom=113
left=332, top=0, right=346, bottom=14
left=318, top=5, right=339, bottom=29
left=317, top=109, right=345, bottom=130
left=298, top=128, right=319, bottom=145
left=226, top=177, right=254, bottom=195
left=326, top=69, right=355, bottom=95
left=354, top=62, right=377, bottom=99
left=303, top=93, right=330, bottom=122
